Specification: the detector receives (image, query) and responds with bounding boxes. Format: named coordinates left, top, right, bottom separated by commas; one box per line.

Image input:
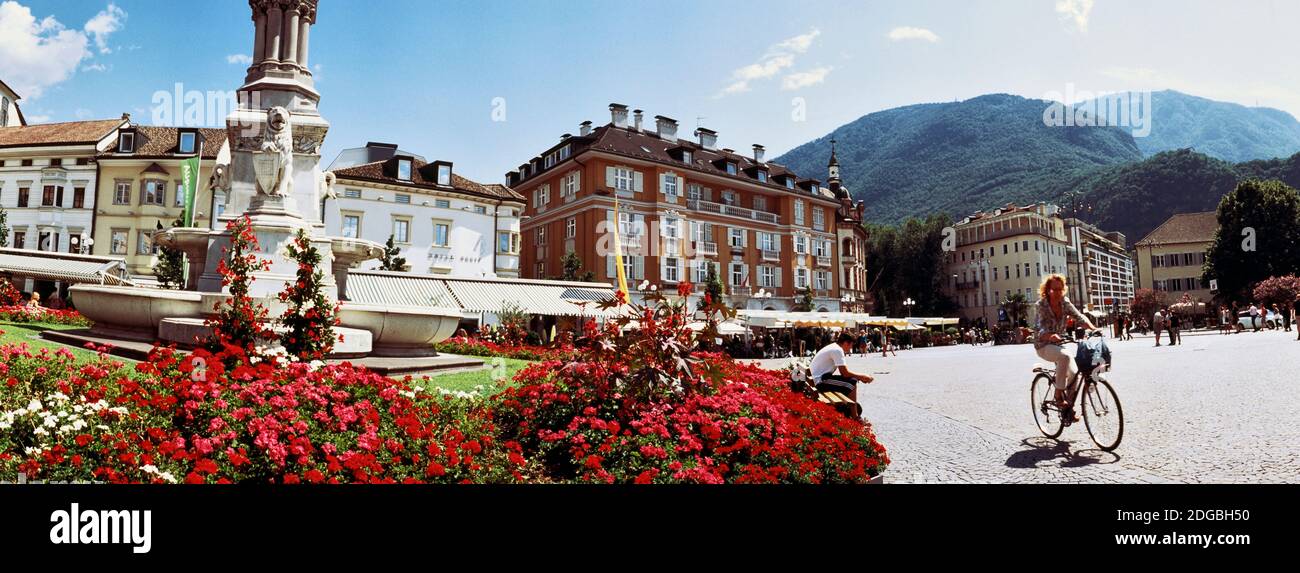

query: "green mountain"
left=774, top=94, right=1142, bottom=225
left=1076, top=149, right=1300, bottom=243
left=1079, top=90, right=1300, bottom=162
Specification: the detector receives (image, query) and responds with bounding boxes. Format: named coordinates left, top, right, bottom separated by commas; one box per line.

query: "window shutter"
left=633, top=171, right=644, bottom=193
left=659, top=173, right=667, bottom=195
left=775, top=267, right=783, bottom=288
left=633, top=256, right=644, bottom=280
left=605, top=166, right=616, bottom=188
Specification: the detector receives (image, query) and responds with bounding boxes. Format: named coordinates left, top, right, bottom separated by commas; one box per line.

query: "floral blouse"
left=1034, top=296, right=1086, bottom=349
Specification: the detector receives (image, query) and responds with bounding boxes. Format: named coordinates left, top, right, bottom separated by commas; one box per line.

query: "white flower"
left=44, top=417, right=58, bottom=428
left=59, top=424, right=73, bottom=433
left=26, top=399, right=42, bottom=412
left=34, top=427, right=49, bottom=436
left=24, top=446, right=43, bottom=455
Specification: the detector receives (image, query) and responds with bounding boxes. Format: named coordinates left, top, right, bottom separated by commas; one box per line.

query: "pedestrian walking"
left=1168, top=310, right=1181, bottom=345
left=1153, top=308, right=1164, bottom=346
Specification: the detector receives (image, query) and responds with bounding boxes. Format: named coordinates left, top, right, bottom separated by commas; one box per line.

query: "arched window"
left=842, top=237, right=853, bottom=256
left=0, top=96, right=9, bottom=127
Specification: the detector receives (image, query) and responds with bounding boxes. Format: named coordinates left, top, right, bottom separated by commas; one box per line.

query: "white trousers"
left=1035, top=344, right=1076, bottom=390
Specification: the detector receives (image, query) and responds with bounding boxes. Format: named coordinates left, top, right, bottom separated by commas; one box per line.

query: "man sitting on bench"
left=810, top=332, right=875, bottom=402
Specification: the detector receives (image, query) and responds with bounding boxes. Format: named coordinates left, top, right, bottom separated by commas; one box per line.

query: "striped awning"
left=346, top=271, right=618, bottom=318
left=0, top=251, right=133, bottom=286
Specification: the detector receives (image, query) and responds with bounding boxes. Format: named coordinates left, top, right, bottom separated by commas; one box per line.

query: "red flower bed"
left=0, top=306, right=91, bottom=326
left=0, top=342, right=528, bottom=484
left=435, top=337, right=571, bottom=362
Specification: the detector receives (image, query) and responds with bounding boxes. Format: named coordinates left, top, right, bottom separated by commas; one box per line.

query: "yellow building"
left=943, top=203, right=1071, bottom=326
left=92, top=126, right=228, bottom=277
left=1133, top=211, right=1217, bottom=304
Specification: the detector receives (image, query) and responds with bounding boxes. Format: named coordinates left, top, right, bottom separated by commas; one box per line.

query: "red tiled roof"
left=516, top=124, right=838, bottom=201
left=1136, top=211, right=1218, bottom=246
left=331, top=157, right=524, bottom=202
left=97, top=126, right=226, bottom=160
left=0, top=118, right=123, bottom=149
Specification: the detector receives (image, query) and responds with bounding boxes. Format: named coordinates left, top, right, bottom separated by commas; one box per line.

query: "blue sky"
left=3, top=0, right=1298, bottom=184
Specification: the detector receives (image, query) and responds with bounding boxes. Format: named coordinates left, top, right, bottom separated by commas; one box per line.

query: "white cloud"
left=0, top=1, right=126, bottom=100
left=25, top=113, right=50, bottom=122
left=716, top=28, right=822, bottom=98
left=783, top=66, right=833, bottom=91
left=81, top=62, right=107, bottom=72
left=1055, top=0, right=1095, bottom=32
left=887, top=26, right=940, bottom=43
left=226, top=54, right=253, bottom=65
left=74, top=108, right=93, bottom=119
left=84, top=3, right=125, bottom=53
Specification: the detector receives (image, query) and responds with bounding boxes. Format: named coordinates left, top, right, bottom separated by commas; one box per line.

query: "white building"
left=1, top=79, right=25, bottom=128
left=1064, top=218, right=1134, bottom=315
left=0, top=117, right=132, bottom=297
left=326, top=145, right=524, bottom=278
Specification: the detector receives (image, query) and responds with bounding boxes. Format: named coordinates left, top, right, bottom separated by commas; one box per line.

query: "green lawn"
left=416, top=357, right=532, bottom=398
left=0, top=321, right=101, bottom=361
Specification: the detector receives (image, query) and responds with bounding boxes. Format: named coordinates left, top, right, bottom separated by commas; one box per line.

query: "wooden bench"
left=790, top=368, right=863, bottom=420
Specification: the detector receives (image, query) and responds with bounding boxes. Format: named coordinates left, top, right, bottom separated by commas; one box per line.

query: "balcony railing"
left=696, top=241, right=718, bottom=256
left=815, top=255, right=832, bottom=267
left=762, top=250, right=780, bottom=262
left=687, top=199, right=780, bottom=224
left=729, top=286, right=753, bottom=297
left=956, top=281, right=980, bottom=291
left=814, top=289, right=831, bottom=299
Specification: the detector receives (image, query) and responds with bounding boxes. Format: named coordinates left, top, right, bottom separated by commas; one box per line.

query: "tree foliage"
left=1203, top=179, right=1300, bottom=302
left=155, top=219, right=186, bottom=290
left=863, top=213, right=958, bottom=317
left=379, top=234, right=407, bottom=272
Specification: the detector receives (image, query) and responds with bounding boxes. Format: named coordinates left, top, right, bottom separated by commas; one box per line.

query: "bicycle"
left=1030, top=332, right=1125, bottom=451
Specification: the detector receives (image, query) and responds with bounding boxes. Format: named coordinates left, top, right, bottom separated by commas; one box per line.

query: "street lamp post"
left=903, top=297, right=916, bottom=318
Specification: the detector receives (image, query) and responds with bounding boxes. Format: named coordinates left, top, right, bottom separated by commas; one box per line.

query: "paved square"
left=753, top=329, right=1300, bottom=483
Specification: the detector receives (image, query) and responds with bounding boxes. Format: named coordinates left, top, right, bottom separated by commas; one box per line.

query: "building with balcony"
left=942, top=203, right=1070, bottom=326
left=93, top=126, right=229, bottom=276
left=1064, top=218, right=1134, bottom=315
left=0, top=115, right=129, bottom=297
left=1133, top=211, right=1217, bottom=304
left=325, top=144, right=525, bottom=278
left=509, top=104, right=844, bottom=311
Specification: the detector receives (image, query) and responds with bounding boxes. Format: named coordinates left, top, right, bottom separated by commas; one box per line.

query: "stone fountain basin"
left=337, top=302, right=461, bottom=357
left=69, top=285, right=204, bottom=342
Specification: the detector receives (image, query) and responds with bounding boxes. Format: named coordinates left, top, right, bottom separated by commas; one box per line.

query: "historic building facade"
left=1, top=79, right=25, bottom=128
left=826, top=141, right=871, bottom=313
left=92, top=126, right=228, bottom=276
left=1133, top=211, right=1216, bottom=303
left=943, top=203, right=1070, bottom=326
left=509, top=104, right=845, bottom=311
left=326, top=145, right=524, bottom=278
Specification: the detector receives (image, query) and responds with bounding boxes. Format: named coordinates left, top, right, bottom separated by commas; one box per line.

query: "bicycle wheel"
left=1082, top=378, right=1124, bottom=451
left=1031, top=373, right=1063, bottom=438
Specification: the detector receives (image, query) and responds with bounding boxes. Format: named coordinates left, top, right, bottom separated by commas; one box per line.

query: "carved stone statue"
left=208, top=163, right=230, bottom=192
left=320, top=170, right=337, bottom=201
left=257, top=106, right=294, bottom=197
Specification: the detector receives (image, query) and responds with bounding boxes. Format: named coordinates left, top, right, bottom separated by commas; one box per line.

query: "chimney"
left=560, top=133, right=572, bottom=140
left=609, top=103, right=629, bottom=128
left=654, top=115, right=678, bottom=142
left=752, top=144, right=765, bottom=163
left=633, top=109, right=643, bottom=132
left=695, top=128, right=718, bottom=150
left=579, top=120, right=593, bottom=136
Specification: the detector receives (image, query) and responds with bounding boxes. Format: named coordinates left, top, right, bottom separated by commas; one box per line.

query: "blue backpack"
left=1075, top=334, right=1112, bottom=375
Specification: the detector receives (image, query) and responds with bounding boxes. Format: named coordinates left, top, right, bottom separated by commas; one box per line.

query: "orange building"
left=508, top=104, right=847, bottom=311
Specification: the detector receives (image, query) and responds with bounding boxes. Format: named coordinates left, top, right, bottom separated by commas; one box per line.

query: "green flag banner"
left=179, top=156, right=200, bottom=227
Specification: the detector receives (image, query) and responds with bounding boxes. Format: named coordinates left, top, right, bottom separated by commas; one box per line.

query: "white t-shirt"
left=810, top=343, right=847, bottom=381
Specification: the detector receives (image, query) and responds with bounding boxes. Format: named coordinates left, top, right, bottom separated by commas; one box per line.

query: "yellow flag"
left=612, top=196, right=630, bottom=302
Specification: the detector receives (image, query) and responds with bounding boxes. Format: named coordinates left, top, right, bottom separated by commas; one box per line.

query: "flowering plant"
left=278, top=228, right=340, bottom=361
left=0, top=306, right=91, bottom=326
left=205, top=216, right=275, bottom=358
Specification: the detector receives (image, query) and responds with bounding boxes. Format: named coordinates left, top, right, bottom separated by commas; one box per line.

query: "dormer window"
left=756, top=170, right=768, bottom=183
left=178, top=131, right=197, bottom=154
left=437, top=163, right=452, bottom=186
left=397, top=158, right=412, bottom=181
left=682, top=150, right=693, bottom=164
left=725, top=162, right=737, bottom=175
left=784, top=177, right=795, bottom=189
left=118, top=132, right=135, bottom=154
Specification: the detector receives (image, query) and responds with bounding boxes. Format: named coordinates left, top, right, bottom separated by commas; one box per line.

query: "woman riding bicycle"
left=1033, top=274, right=1098, bottom=417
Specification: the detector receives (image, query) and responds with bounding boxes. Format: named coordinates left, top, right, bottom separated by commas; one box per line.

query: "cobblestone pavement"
left=750, top=328, right=1300, bottom=483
